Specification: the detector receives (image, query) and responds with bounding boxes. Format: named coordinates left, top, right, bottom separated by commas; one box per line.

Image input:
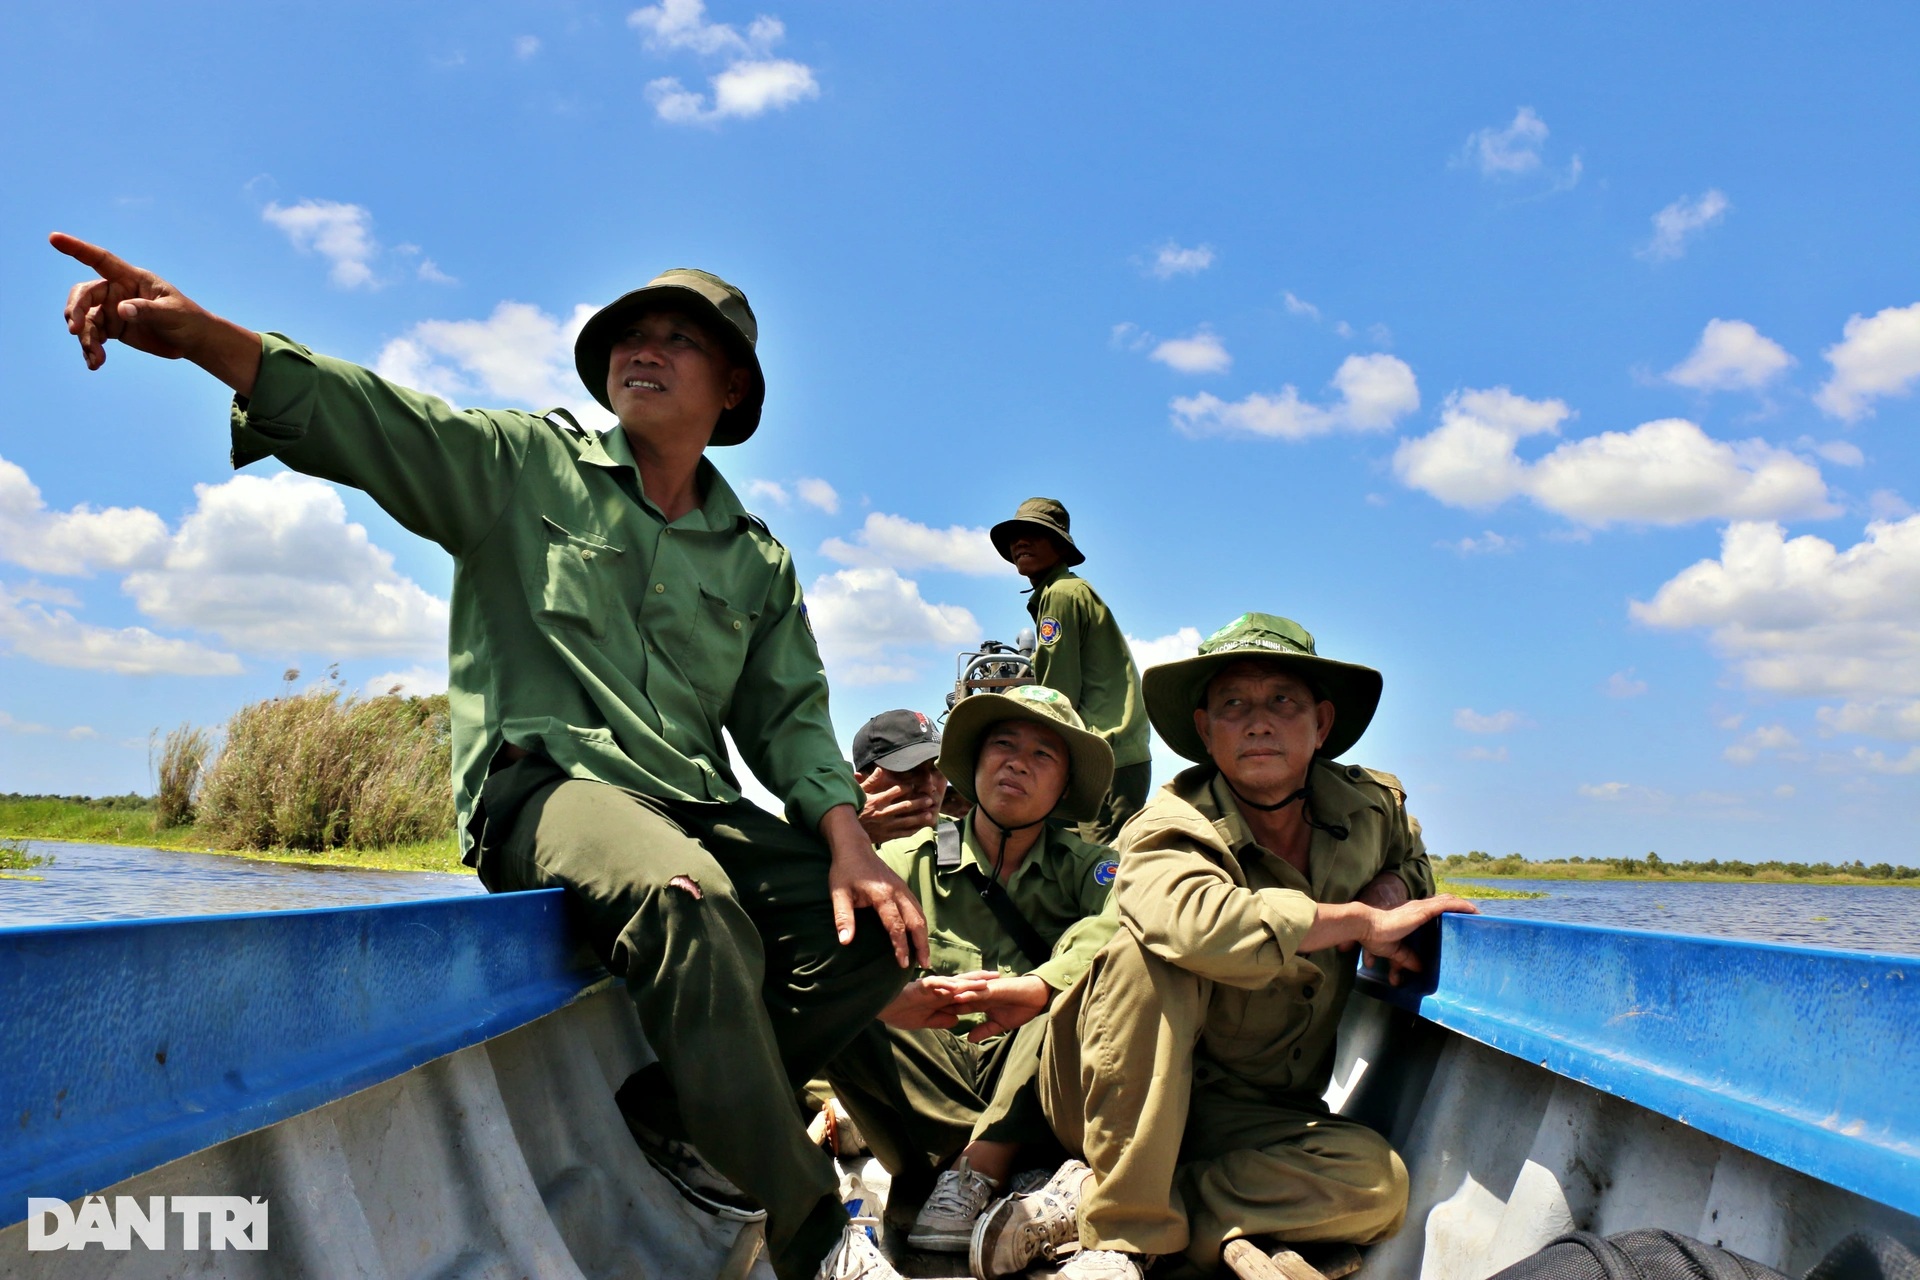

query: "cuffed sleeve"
left=727, top=549, right=862, bottom=832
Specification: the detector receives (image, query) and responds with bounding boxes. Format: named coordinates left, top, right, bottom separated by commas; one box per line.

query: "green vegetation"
left=1441, top=849, right=1920, bottom=886
left=1436, top=877, right=1546, bottom=900
left=0, top=673, right=471, bottom=876
left=0, top=836, right=55, bottom=880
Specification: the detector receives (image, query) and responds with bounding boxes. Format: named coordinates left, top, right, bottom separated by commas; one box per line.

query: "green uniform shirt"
left=1025, top=564, right=1151, bottom=769
left=879, top=813, right=1121, bottom=993
left=229, top=335, right=861, bottom=864
left=1115, top=759, right=1433, bottom=1098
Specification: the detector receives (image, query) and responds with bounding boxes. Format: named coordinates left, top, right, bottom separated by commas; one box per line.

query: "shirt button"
left=1302, top=985, right=1317, bottom=1000
left=732, top=620, right=742, bottom=631
left=581, top=549, right=595, bottom=561
left=1292, top=1047, right=1303, bottom=1060
left=653, top=583, right=666, bottom=594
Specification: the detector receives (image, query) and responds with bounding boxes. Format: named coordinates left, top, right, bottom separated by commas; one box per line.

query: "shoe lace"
left=923, top=1168, right=994, bottom=1219
left=1012, top=1188, right=1077, bottom=1256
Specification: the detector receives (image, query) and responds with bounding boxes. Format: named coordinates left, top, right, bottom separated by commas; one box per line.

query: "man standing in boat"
left=971, top=613, right=1478, bottom=1280
left=826, top=685, right=1119, bottom=1253
left=52, top=234, right=928, bottom=1280
left=992, top=498, right=1152, bottom=843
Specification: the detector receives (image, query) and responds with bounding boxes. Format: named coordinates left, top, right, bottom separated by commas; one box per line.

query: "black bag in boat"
left=1484, top=1228, right=1919, bottom=1280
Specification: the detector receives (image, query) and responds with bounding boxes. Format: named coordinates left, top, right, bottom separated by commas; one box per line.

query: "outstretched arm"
left=53, top=233, right=261, bottom=395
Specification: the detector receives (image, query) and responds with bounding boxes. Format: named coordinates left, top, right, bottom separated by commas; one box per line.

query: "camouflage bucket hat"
left=573, top=267, right=766, bottom=446
left=990, top=497, right=1087, bottom=568
left=1143, top=613, right=1383, bottom=765
left=939, top=685, right=1115, bottom=822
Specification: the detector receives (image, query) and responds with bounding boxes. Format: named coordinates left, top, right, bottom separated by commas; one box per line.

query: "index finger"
left=48, top=233, right=141, bottom=282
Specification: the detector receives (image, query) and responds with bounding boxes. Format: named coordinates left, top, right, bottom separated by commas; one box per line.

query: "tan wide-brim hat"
left=573, top=267, right=766, bottom=446
left=1144, top=612, right=1383, bottom=764
left=990, top=497, right=1087, bottom=568
left=939, top=686, right=1114, bottom=822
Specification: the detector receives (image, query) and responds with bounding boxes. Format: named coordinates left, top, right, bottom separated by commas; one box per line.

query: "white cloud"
left=262, top=199, right=381, bottom=289
left=1805, top=439, right=1864, bottom=467
left=0, top=583, right=240, bottom=676
left=804, top=567, right=977, bottom=685
left=0, top=710, right=101, bottom=741
left=1724, top=723, right=1799, bottom=765
left=1578, top=781, right=1668, bottom=805
left=632, top=1, right=816, bottom=125
left=1395, top=389, right=1835, bottom=527
left=795, top=477, right=840, bottom=514
left=1605, top=670, right=1648, bottom=698
left=1817, top=700, right=1920, bottom=740
left=1172, top=353, right=1418, bottom=441
left=1665, top=319, right=1793, bottom=392
left=0, top=454, right=169, bottom=576
left=820, top=513, right=1012, bottom=577
left=122, top=473, right=449, bottom=660
left=1869, top=490, right=1913, bottom=521
left=1639, top=189, right=1730, bottom=262
left=366, top=665, right=450, bottom=698
left=1441, top=531, right=1518, bottom=555
left=1462, top=745, right=1509, bottom=763
left=747, top=479, right=790, bottom=507
left=1454, top=708, right=1526, bottom=734
left=1149, top=329, right=1231, bottom=375
left=1283, top=292, right=1321, bottom=321
left=1814, top=301, right=1920, bottom=421
left=1462, top=107, right=1550, bottom=176
left=514, top=35, right=541, bottom=59
left=1458, top=107, right=1581, bottom=189
left=1147, top=242, right=1215, bottom=279
left=1127, top=627, right=1202, bottom=672
left=373, top=300, right=608, bottom=423
left=629, top=0, right=782, bottom=57
left=1854, top=746, right=1920, bottom=774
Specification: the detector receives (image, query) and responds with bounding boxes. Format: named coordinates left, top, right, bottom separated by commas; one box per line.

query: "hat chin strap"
left=974, top=798, right=1051, bottom=883
left=1222, top=779, right=1349, bottom=841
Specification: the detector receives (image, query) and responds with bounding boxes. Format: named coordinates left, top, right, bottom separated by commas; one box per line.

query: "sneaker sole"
left=969, top=1194, right=1021, bottom=1280
left=641, top=1153, right=768, bottom=1223
left=908, top=1224, right=974, bottom=1253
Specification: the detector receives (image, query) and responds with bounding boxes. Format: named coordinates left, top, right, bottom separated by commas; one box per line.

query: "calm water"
left=0, top=840, right=482, bottom=928
left=4, top=845, right=1919, bottom=958
left=1459, top=877, right=1920, bottom=956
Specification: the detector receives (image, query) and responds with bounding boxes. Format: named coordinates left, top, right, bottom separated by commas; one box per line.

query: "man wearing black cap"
left=853, top=708, right=948, bottom=846
left=52, top=234, right=927, bottom=1280
left=991, top=497, right=1152, bottom=844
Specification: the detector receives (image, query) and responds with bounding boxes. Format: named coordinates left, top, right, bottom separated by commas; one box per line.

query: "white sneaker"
left=816, top=1218, right=904, bottom=1280
left=1059, top=1250, right=1146, bottom=1280
left=968, top=1158, right=1089, bottom=1280
left=908, top=1157, right=1000, bottom=1252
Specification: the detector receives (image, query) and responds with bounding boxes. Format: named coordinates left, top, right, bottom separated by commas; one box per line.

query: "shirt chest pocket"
left=688, top=585, right=755, bottom=710
left=538, top=517, right=624, bottom=641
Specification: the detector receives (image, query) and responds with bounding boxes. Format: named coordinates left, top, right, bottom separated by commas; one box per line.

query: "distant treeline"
left=1441, top=849, right=1920, bottom=881
left=0, top=792, right=150, bottom=811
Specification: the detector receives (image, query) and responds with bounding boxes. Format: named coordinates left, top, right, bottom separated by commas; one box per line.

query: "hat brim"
left=574, top=284, right=765, bottom=446
left=938, top=694, right=1114, bottom=822
left=1144, top=651, right=1382, bottom=765
left=866, top=740, right=943, bottom=775
left=989, top=517, right=1086, bottom=568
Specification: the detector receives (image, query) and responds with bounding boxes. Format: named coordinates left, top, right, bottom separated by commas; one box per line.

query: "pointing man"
left=53, top=234, right=926, bottom=1280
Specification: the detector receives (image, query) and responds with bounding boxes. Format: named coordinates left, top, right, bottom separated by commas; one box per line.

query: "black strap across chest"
left=937, top=824, right=1053, bottom=970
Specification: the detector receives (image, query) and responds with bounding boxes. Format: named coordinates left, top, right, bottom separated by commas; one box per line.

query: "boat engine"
left=945, top=628, right=1036, bottom=711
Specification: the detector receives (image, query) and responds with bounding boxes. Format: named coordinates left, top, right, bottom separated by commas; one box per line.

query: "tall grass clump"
left=151, top=723, right=215, bottom=829
left=197, top=682, right=454, bottom=852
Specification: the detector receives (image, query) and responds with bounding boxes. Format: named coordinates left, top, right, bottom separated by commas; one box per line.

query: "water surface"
left=1460, top=877, right=1920, bottom=956
left=0, top=840, right=482, bottom=928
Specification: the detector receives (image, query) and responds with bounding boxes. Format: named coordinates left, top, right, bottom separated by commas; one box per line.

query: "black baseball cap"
left=852, top=709, right=942, bottom=774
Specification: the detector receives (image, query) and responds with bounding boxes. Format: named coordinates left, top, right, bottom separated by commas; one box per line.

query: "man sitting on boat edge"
left=971, top=613, right=1479, bottom=1280
left=824, top=685, right=1121, bottom=1255
left=51, top=234, right=927, bottom=1280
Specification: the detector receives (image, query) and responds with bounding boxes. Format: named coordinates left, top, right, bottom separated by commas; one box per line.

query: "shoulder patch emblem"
left=1037, top=617, right=1062, bottom=646
left=799, top=601, right=813, bottom=638
left=1093, top=859, right=1118, bottom=887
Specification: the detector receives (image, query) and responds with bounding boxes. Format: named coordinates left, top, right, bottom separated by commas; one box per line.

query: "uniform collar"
left=1197, top=761, right=1367, bottom=898
left=1023, top=561, right=1073, bottom=602
left=579, top=427, right=751, bottom=533
left=948, top=811, right=1060, bottom=887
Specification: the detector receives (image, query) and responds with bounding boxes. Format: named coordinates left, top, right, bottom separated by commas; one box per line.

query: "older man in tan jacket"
left=970, top=613, right=1477, bottom=1280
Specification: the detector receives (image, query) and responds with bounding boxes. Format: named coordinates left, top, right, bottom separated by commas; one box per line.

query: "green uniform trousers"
left=1039, top=931, right=1408, bottom=1269
left=478, top=762, right=907, bottom=1280
left=1078, top=761, right=1152, bottom=846
left=824, top=1013, right=1056, bottom=1200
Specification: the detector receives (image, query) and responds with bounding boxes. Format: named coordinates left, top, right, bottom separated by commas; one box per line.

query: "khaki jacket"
left=232, top=336, right=860, bottom=864
left=1114, top=760, right=1433, bottom=1098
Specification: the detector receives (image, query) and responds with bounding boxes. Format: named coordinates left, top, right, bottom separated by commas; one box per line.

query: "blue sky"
left=5, top=2, right=1920, bottom=864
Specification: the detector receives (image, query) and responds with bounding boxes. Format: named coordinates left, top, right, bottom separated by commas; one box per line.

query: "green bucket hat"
left=573, top=267, right=766, bottom=446
left=939, top=685, right=1115, bottom=822
left=991, top=497, right=1087, bottom=568
left=1143, top=613, right=1383, bottom=765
